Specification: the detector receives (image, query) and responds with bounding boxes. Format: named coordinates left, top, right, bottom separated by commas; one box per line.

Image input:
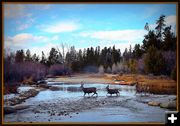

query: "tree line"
left=4, top=15, right=177, bottom=85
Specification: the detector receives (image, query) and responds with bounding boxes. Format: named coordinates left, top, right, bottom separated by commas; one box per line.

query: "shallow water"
left=4, top=82, right=173, bottom=123
left=25, top=83, right=136, bottom=104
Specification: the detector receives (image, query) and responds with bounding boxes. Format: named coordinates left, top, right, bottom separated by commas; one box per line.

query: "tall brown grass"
left=113, top=74, right=177, bottom=94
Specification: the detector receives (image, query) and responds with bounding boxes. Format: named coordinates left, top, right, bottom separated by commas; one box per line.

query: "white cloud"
left=52, top=35, right=60, bottom=41
left=4, top=33, right=64, bottom=56
left=29, top=43, right=57, bottom=56
left=165, top=15, right=176, bottom=26
left=4, top=33, right=49, bottom=49
left=42, top=21, right=79, bottom=33
left=79, top=30, right=147, bottom=41
left=29, top=42, right=70, bottom=57
left=13, top=33, right=48, bottom=43
left=101, top=42, right=138, bottom=53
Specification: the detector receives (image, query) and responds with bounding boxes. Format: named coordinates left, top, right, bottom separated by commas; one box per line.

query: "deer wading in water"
left=106, top=85, right=120, bottom=96
left=135, top=82, right=150, bottom=96
left=80, top=82, right=98, bottom=97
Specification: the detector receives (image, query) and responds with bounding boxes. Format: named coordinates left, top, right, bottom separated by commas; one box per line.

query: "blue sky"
left=4, top=3, right=177, bottom=56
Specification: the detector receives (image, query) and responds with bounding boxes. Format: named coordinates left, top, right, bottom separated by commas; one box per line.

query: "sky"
left=3, top=3, right=177, bottom=56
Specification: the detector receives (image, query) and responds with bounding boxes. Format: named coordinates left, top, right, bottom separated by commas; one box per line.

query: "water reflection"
left=66, top=87, right=81, bottom=92
left=46, top=83, right=136, bottom=96
left=24, top=83, right=136, bottom=105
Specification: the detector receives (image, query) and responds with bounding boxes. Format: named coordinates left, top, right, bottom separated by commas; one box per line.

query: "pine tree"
left=155, top=15, right=166, bottom=41
left=25, top=49, right=32, bottom=62
left=142, top=30, right=159, bottom=51
left=144, top=46, right=166, bottom=75
left=32, top=54, right=39, bottom=63
left=144, top=22, right=149, bottom=31
left=15, top=49, right=25, bottom=63
left=40, top=51, right=47, bottom=65
left=48, top=48, right=62, bottom=66
left=162, top=26, right=176, bottom=51
left=133, top=44, right=143, bottom=59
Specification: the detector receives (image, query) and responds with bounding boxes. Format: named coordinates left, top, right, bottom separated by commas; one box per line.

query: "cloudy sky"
left=4, top=3, right=176, bottom=56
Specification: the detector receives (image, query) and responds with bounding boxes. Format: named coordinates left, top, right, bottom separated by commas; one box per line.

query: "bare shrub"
left=4, top=62, right=47, bottom=84
left=49, top=64, right=64, bottom=76
left=106, top=67, right=112, bottom=73
left=98, top=65, right=104, bottom=74
left=112, top=63, right=118, bottom=74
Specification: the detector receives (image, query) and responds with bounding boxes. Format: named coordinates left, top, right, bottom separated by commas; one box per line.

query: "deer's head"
left=80, top=82, right=84, bottom=88
left=106, top=85, right=109, bottom=89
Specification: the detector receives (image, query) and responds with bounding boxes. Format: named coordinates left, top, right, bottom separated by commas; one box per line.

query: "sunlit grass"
left=112, top=74, right=176, bottom=94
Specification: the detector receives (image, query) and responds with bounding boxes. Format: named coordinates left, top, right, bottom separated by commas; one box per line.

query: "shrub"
left=171, top=65, right=177, bottom=81
left=98, top=65, right=104, bottom=74
left=4, top=62, right=47, bottom=83
left=83, top=65, right=98, bottom=73
left=49, top=64, right=64, bottom=76
left=112, top=63, right=118, bottom=74
left=137, top=58, right=145, bottom=74
left=106, top=67, right=112, bottom=73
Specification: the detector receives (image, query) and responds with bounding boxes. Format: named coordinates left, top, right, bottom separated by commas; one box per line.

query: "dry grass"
left=19, top=73, right=176, bottom=95
left=4, top=83, right=19, bottom=94
left=112, top=74, right=177, bottom=94
left=22, top=76, right=35, bottom=85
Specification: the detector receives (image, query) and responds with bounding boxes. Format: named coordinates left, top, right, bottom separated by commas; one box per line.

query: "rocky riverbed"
left=3, top=82, right=177, bottom=123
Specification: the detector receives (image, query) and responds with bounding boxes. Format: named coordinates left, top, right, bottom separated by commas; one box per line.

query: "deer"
left=106, top=85, right=120, bottom=96
left=135, top=82, right=150, bottom=96
left=135, top=82, right=145, bottom=96
left=80, top=82, right=98, bottom=97
left=135, top=85, right=143, bottom=95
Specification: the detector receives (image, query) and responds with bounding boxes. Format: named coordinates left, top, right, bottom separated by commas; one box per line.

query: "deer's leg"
left=93, top=92, right=97, bottom=97
left=135, top=89, right=138, bottom=95
left=84, top=92, right=86, bottom=96
left=144, top=89, right=146, bottom=96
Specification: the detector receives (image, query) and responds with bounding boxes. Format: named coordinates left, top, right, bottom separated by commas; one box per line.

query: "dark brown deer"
left=135, top=85, right=143, bottom=95
left=80, top=83, right=98, bottom=97
left=135, top=83, right=150, bottom=96
left=106, top=85, right=120, bottom=96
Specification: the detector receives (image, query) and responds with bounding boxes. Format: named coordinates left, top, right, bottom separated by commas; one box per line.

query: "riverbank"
left=4, top=73, right=176, bottom=94
left=49, top=73, right=176, bottom=94
left=48, top=73, right=113, bottom=84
